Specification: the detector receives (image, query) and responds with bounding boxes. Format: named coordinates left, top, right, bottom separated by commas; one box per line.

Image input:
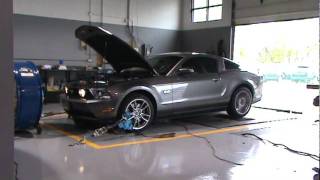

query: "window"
left=148, top=56, right=182, bottom=75
left=224, top=60, right=239, bottom=70
left=192, top=0, right=223, bottom=22
left=182, top=58, right=206, bottom=74
left=201, top=58, right=219, bottom=73
left=182, top=57, right=218, bottom=74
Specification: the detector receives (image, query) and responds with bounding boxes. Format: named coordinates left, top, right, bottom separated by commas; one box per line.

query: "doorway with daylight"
left=233, top=18, right=319, bottom=117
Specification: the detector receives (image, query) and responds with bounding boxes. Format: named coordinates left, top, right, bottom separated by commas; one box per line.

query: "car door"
left=146, top=55, right=183, bottom=116
left=171, top=56, right=226, bottom=113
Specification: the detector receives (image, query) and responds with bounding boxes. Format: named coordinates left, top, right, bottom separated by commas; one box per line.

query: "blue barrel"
left=14, top=62, right=43, bottom=132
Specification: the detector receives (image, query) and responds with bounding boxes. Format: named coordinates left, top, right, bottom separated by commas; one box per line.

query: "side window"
left=182, top=58, right=206, bottom=74
left=181, top=57, right=218, bottom=74
left=201, top=58, right=218, bottom=73
left=224, top=60, right=239, bottom=70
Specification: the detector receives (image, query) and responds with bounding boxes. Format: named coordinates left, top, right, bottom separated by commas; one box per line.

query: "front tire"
left=227, top=87, right=253, bottom=119
left=119, top=93, right=155, bottom=132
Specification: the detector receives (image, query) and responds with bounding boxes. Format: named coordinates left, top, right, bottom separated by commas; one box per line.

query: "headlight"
left=78, top=89, right=86, bottom=98
left=89, top=88, right=111, bottom=99
left=64, top=86, right=68, bottom=94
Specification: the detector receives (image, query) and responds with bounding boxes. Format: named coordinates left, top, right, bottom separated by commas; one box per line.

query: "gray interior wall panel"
left=14, top=14, right=181, bottom=66
left=0, top=0, right=14, bottom=179
left=14, top=15, right=89, bottom=62
left=181, top=27, right=232, bottom=58
left=133, top=27, right=182, bottom=53
left=14, top=14, right=230, bottom=65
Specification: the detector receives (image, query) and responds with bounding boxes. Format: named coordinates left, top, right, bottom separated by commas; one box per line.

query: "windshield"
left=148, top=56, right=182, bottom=75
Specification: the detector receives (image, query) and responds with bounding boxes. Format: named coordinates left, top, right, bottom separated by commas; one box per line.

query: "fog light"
left=78, top=89, right=86, bottom=98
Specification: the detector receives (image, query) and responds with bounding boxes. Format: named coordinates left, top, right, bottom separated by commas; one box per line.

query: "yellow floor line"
left=42, top=123, right=254, bottom=150
left=97, top=125, right=249, bottom=149
left=42, top=124, right=101, bottom=149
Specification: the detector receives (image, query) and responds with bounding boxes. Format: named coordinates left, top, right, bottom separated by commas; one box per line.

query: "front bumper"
left=61, top=94, right=117, bottom=121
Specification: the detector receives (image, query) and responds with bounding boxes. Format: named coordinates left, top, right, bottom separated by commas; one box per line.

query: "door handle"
left=163, top=89, right=172, bottom=94
left=212, top=77, right=221, bottom=82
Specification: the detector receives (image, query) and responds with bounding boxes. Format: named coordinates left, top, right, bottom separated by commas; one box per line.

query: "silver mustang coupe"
left=61, top=25, right=262, bottom=131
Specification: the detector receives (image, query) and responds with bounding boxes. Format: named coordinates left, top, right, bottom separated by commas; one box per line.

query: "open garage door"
left=233, top=18, right=319, bottom=116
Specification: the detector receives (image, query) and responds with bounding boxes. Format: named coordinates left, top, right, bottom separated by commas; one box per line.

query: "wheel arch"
left=232, top=82, right=255, bottom=97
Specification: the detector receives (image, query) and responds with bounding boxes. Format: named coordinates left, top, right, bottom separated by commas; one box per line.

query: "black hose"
left=242, top=133, right=319, bottom=161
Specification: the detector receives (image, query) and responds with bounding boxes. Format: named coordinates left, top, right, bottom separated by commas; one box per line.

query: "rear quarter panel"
left=221, top=70, right=262, bottom=103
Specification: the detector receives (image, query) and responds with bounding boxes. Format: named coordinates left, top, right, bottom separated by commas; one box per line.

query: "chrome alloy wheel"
left=124, top=99, right=152, bottom=130
left=235, top=90, right=252, bottom=115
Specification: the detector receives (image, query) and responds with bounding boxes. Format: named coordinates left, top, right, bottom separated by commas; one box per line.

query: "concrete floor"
left=15, top=104, right=319, bottom=180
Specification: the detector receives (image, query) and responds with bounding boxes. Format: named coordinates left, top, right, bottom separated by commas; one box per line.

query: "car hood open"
left=75, top=25, right=157, bottom=75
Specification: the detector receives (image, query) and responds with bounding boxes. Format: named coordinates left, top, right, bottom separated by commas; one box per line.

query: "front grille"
left=68, top=88, right=79, bottom=98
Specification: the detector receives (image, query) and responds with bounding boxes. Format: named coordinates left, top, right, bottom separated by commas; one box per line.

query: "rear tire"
left=227, top=87, right=253, bottom=119
left=118, top=93, right=155, bottom=132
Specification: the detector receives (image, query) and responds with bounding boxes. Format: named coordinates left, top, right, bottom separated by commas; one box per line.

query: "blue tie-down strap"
left=118, top=111, right=134, bottom=130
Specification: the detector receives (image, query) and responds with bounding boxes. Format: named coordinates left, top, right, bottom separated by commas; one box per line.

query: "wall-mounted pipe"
left=126, top=0, right=133, bottom=47
left=100, top=0, right=104, bottom=26
left=88, top=0, right=92, bottom=61
left=126, top=0, right=130, bottom=26
left=126, top=0, right=139, bottom=48
left=88, top=0, right=92, bottom=25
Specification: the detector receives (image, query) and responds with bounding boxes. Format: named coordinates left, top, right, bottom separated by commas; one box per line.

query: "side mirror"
left=177, top=68, right=194, bottom=75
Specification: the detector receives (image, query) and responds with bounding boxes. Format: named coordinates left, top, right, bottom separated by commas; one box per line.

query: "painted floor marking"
left=41, top=122, right=272, bottom=150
